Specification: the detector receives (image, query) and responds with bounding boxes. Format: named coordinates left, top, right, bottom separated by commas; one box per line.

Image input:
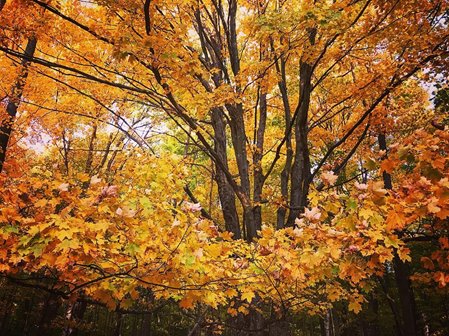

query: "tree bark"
left=360, top=294, right=380, bottom=336
left=227, top=102, right=257, bottom=240
left=211, top=107, right=241, bottom=238
left=0, top=36, right=37, bottom=172
left=286, top=29, right=316, bottom=226
left=393, top=253, right=418, bottom=336
left=275, top=56, right=293, bottom=229
left=253, top=90, right=267, bottom=234
left=114, top=310, right=123, bottom=336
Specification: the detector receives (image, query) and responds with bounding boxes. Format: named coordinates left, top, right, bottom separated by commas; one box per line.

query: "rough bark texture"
left=276, top=56, right=293, bottom=229
left=211, top=107, right=241, bottom=238
left=286, top=30, right=316, bottom=226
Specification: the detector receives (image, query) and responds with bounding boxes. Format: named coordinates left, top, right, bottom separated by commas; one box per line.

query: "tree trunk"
left=0, top=36, right=37, bottom=172
left=211, top=107, right=241, bottom=239
left=227, top=103, right=257, bottom=240
left=114, top=310, right=123, bottom=336
left=320, top=309, right=335, bottom=336
left=253, top=91, right=267, bottom=234
left=33, top=293, right=61, bottom=336
left=378, top=132, right=418, bottom=336
left=275, top=55, right=293, bottom=229
left=286, top=30, right=316, bottom=226
left=360, top=294, right=380, bottom=336
left=393, top=254, right=418, bottom=336
left=64, top=300, right=88, bottom=336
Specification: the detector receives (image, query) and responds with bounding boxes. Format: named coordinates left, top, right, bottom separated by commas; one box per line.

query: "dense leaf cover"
left=0, top=0, right=448, bottom=334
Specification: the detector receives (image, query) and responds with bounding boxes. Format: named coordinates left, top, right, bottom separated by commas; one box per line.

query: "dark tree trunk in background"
left=64, top=300, right=88, bottom=336
left=114, top=311, right=123, bottom=336
left=378, top=133, right=392, bottom=189
left=360, top=294, right=380, bottom=336
left=379, top=132, right=418, bottom=336
left=140, top=312, right=152, bottom=336
left=33, top=293, right=61, bottom=336
left=393, top=254, right=418, bottom=336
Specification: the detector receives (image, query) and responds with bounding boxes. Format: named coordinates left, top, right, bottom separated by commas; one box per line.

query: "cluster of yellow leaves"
left=1, top=0, right=448, bottom=321
left=0, top=148, right=414, bottom=316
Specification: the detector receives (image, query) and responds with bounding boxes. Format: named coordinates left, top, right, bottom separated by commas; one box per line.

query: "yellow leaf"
left=179, top=296, right=195, bottom=309
left=241, top=291, right=255, bottom=303
left=397, top=247, right=411, bottom=262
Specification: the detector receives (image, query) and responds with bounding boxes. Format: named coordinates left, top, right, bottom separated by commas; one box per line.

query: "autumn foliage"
left=0, top=0, right=448, bottom=334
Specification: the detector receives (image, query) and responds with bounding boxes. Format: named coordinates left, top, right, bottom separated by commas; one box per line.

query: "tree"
left=0, top=0, right=448, bottom=335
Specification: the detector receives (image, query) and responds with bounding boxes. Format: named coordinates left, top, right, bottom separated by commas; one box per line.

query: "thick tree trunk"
left=0, top=36, right=37, bottom=172
left=286, top=35, right=315, bottom=226
left=393, top=254, right=418, bottom=336
left=211, top=107, right=241, bottom=239
left=227, top=103, right=258, bottom=240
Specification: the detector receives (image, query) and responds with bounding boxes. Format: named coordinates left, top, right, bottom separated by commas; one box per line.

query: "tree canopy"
left=0, top=0, right=448, bottom=335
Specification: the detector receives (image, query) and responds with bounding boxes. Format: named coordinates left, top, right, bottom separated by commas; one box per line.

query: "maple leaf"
left=116, top=207, right=136, bottom=218
left=421, top=257, right=435, bottom=270
left=397, top=247, right=411, bottom=262
left=321, top=171, right=338, bottom=185
left=303, top=207, right=321, bottom=221
left=348, top=300, right=362, bottom=314
left=439, top=237, right=449, bottom=250
left=427, top=198, right=441, bottom=213
left=380, top=159, right=396, bottom=173
left=241, top=291, right=255, bottom=303
left=293, top=227, right=304, bottom=237
left=227, top=307, right=238, bottom=316
left=179, top=296, right=195, bottom=309
left=193, top=248, right=204, bottom=259
left=101, top=185, right=118, bottom=198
